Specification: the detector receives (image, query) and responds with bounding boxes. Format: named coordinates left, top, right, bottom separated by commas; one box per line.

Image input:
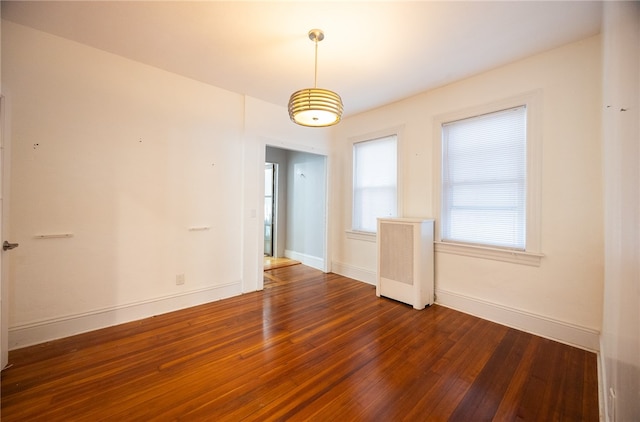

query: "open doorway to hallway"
left=263, top=146, right=327, bottom=272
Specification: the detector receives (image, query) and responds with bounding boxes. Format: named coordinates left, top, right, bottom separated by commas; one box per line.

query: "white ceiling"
left=2, top=1, right=602, bottom=117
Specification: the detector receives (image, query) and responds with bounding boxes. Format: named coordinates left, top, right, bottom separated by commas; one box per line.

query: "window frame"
left=347, top=126, right=404, bottom=241
left=433, top=92, right=543, bottom=266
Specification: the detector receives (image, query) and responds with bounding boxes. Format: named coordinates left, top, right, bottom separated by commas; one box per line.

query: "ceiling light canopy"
left=288, top=29, right=343, bottom=127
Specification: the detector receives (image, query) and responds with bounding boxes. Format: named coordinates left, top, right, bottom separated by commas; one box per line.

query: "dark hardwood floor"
left=1, top=265, right=599, bottom=421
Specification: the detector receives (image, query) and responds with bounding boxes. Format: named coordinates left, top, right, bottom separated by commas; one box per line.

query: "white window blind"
left=353, top=135, right=397, bottom=232
left=441, top=106, right=527, bottom=250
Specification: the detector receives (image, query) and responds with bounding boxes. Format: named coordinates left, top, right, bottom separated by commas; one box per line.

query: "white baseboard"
left=9, top=281, right=242, bottom=350
left=436, top=289, right=600, bottom=352
left=330, top=261, right=376, bottom=285
left=284, top=250, right=325, bottom=272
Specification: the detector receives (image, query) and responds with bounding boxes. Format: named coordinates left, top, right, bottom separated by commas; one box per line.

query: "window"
left=441, top=106, right=527, bottom=250
left=352, top=135, right=398, bottom=233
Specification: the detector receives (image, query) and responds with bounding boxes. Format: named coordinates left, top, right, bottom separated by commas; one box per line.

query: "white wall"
left=331, top=36, right=603, bottom=350
left=2, top=21, right=246, bottom=347
left=0, top=21, right=332, bottom=348
left=242, top=97, right=330, bottom=291
left=0, top=8, right=7, bottom=369
left=285, top=150, right=326, bottom=267
left=600, top=2, right=640, bottom=421
left=2, top=12, right=608, bottom=362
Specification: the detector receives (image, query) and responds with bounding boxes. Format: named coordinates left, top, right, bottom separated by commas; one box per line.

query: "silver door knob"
left=3, top=241, right=19, bottom=251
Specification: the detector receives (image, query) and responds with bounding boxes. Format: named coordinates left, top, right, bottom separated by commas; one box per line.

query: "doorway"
left=264, top=161, right=299, bottom=271
left=263, top=146, right=328, bottom=273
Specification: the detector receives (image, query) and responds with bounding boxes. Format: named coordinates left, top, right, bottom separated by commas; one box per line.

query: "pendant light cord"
left=314, top=38, right=318, bottom=89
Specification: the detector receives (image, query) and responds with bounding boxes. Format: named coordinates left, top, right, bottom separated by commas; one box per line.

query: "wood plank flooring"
left=263, top=257, right=300, bottom=271
left=1, top=265, right=599, bottom=421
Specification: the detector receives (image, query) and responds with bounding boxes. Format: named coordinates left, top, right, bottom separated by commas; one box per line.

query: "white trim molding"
left=285, top=250, right=325, bottom=272
left=348, top=125, right=406, bottom=233
left=432, top=91, right=544, bottom=260
left=331, top=261, right=376, bottom=286
left=9, top=281, right=242, bottom=350
left=435, top=241, right=544, bottom=266
left=435, top=288, right=600, bottom=352
left=345, top=230, right=377, bottom=243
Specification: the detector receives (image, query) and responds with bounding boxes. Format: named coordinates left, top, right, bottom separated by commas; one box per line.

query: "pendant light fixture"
left=288, top=29, right=343, bottom=127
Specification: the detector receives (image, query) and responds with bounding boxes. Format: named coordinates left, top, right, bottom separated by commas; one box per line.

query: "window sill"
left=345, top=230, right=377, bottom=243
left=434, top=241, right=543, bottom=267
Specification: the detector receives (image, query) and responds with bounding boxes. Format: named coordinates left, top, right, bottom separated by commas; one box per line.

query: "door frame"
left=264, top=162, right=277, bottom=257
left=258, top=141, right=331, bottom=289
left=1, top=95, right=9, bottom=368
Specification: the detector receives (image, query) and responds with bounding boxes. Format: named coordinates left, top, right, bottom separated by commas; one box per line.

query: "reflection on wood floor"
left=263, top=256, right=300, bottom=271
left=1, top=264, right=599, bottom=421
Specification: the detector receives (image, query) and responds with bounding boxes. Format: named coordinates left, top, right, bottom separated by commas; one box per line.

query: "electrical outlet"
left=608, top=387, right=616, bottom=422
left=176, top=274, right=185, bottom=285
